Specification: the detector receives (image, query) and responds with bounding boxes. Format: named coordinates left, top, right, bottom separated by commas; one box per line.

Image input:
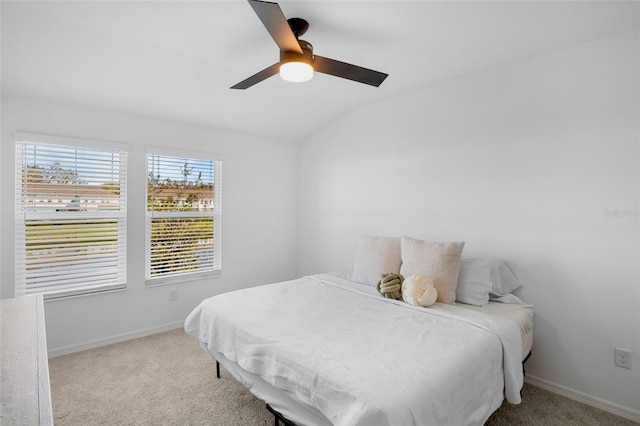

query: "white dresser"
left=1, top=294, right=54, bottom=425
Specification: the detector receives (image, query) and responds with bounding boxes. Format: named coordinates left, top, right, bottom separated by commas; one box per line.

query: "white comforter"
left=184, top=274, right=523, bottom=426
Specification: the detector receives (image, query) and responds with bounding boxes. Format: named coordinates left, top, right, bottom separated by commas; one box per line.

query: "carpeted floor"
left=49, top=328, right=637, bottom=426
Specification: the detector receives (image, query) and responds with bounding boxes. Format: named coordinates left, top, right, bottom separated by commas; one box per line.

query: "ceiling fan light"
left=280, top=61, right=313, bottom=83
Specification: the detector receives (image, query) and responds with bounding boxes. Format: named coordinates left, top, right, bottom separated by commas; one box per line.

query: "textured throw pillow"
left=351, top=235, right=401, bottom=286
left=400, top=236, right=465, bottom=304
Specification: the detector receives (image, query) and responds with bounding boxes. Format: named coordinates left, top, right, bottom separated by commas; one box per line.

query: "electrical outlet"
left=615, top=348, right=631, bottom=369
left=169, top=289, right=178, bottom=301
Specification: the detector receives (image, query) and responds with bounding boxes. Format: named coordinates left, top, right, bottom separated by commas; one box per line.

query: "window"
left=146, top=149, right=222, bottom=284
left=15, top=133, right=128, bottom=299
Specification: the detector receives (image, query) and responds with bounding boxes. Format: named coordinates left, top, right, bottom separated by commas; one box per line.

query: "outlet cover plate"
left=615, top=348, right=632, bottom=369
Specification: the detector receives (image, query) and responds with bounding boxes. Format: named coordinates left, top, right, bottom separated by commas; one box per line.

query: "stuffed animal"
left=401, top=274, right=438, bottom=307
left=376, top=273, right=404, bottom=300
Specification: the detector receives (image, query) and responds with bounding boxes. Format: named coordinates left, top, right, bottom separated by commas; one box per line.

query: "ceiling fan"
left=231, top=0, right=389, bottom=89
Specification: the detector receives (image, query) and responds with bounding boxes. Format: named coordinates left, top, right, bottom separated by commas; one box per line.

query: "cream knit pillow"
left=400, top=236, right=465, bottom=304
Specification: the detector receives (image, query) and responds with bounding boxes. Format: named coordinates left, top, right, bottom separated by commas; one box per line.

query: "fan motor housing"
left=280, top=40, right=314, bottom=65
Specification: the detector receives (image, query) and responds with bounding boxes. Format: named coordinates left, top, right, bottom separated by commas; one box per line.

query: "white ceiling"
left=2, top=1, right=639, bottom=142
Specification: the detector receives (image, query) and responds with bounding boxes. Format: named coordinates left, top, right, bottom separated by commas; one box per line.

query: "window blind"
left=146, top=151, right=221, bottom=283
left=15, top=134, right=128, bottom=299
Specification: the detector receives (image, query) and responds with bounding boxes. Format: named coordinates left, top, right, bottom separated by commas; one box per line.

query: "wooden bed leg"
left=216, top=360, right=220, bottom=379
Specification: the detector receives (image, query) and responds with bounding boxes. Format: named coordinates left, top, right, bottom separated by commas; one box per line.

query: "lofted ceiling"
left=2, top=1, right=639, bottom=143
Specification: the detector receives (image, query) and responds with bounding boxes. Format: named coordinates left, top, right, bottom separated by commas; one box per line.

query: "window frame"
left=14, top=132, right=129, bottom=299
left=144, top=147, right=222, bottom=286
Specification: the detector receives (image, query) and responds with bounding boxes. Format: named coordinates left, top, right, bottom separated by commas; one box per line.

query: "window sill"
left=145, top=270, right=221, bottom=287
left=42, top=285, right=127, bottom=302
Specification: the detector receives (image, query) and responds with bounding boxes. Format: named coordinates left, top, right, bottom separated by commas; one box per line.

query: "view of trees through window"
left=16, top=139, right=220, bottom=296
left=146, top=154, right=218, bottom=280
left=16, top=140, right=127, bottom=297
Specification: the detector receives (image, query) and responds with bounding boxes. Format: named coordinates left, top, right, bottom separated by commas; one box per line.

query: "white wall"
left=298, top=30, right=639, bottom=417
left=1, top=97, right=299, bottom=355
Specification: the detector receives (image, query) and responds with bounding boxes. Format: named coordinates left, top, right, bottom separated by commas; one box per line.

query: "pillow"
left=456, top=257, right=524, bottom=306
left=486, top=258, right=524, bottom=297
left=455, top=258, right=492, bottom=306
left=329, top=269, right=352, bottom=280
left=399, top=236, right=465, bottom=304
left=351, top=235, right=401, bottom=286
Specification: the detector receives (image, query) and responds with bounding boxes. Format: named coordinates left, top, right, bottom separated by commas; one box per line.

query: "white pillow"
left=456, top=257, right=524, bottom=306
left=399, top=236, right=465, bottom=304
left=455, top=258, right=492, bottom=306
left=351, top=235, right=401, bottom=286
left=487, top=258, right=524, bottom=297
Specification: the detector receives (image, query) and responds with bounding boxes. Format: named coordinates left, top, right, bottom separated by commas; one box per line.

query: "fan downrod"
left=287, top=18, right=308, bottom=39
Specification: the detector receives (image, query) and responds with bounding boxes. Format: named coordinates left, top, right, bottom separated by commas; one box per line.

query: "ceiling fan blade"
left=248, top=0, right=303, bottom=54
left=313, top=56, right=388, bottom=87
left=230, top=63, right=280, bottom=89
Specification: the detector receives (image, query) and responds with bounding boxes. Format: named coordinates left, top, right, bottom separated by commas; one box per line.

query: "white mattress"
left=455, top=300, right=533, bottom=360
left=185, top=274, right=530, bottom=426
left=330, top=268, right=534, bottom=360
left=329, top=271, right=534, bottom=360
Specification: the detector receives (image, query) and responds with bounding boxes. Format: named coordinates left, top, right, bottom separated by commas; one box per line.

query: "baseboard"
left=525, top=374, right=640, bottom=423
left=47, top=321, right=184, bottom=358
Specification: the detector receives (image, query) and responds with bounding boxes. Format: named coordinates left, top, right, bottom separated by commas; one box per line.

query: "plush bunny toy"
left=401, top=274, right=438, bottom=307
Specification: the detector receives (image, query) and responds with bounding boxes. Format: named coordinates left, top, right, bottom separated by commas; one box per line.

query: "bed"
left=185, top=269, right=533, bottom=426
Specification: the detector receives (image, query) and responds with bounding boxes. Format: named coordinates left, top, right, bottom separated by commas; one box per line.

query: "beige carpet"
left=49, top=328, right=637, bottom=426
